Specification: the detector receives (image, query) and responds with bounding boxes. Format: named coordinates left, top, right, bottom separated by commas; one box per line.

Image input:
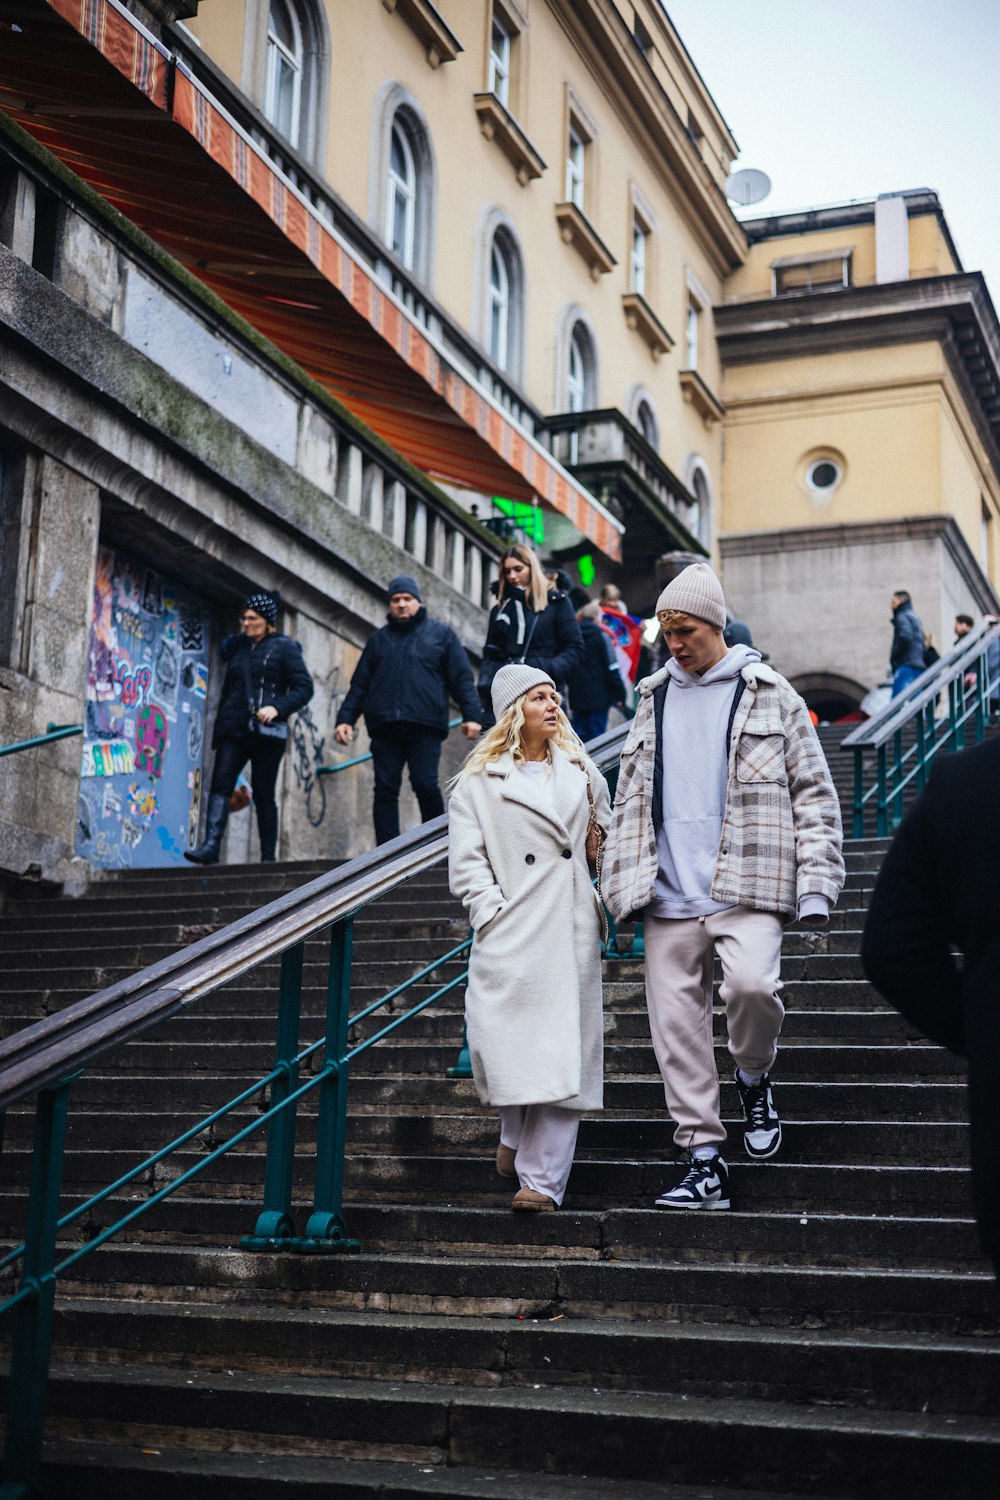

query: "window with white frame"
left=566, top=122, right=586, bottom=210
left=489, top=239, right=511, bottom=369
left=690, top=464, right=710, bottom=544
left=489, top=13, right=511, bottom=108
left=264, top=0, right=303, bottom=147
left=386, top=116, right=417, bottom=268
left=567, top=328, right=588, bottom=413
left=685, top=298, right=701, bottom=371
left=630, top=216, right=648, bottom=296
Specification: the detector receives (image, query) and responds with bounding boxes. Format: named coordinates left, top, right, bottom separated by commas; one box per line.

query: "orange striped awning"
left=0, top=0, right=623, bottom=560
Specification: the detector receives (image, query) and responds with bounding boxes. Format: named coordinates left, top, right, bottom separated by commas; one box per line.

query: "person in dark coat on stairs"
left=477, top=545, right=584, bottom=728
left=565, top=601, right=627, bottom=742
left=889, top=590, right=925, bottom=697
left=185, top=592, right=314, bottom=865
left=335, top=576, right=482, bottom=844
left=861, top=736, right=1000, bottom=1279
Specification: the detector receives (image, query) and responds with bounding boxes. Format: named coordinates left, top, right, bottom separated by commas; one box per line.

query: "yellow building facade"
left=179, top=0, right=745, bottom=604
left=717, top=193, right=1000, bottom=710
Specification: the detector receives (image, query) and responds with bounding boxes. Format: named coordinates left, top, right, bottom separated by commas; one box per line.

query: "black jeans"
left=369, top=724, right=445, bottom=844
left=210, top=732, right=286, bottom=809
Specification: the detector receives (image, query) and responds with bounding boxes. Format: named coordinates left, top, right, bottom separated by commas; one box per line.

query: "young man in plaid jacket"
left=601, top=565, right=844, bottom=1209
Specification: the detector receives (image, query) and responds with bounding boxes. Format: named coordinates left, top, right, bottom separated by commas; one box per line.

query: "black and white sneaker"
left=734, top=1069, right=782, bottom=1159
left=655, top=1155, right=730, bottom=1210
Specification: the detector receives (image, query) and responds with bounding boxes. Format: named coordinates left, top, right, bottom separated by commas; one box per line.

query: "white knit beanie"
left=655, top=564, right=726, bottom=629
left=491, top=664, right=556, bottom=722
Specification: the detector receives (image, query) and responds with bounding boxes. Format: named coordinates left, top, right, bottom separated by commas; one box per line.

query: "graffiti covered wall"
left=76, top=546, right=212, bottom=869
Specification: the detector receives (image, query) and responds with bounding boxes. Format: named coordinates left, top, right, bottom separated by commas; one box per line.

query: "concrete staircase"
left=2, top=744, right=999, bottom=1497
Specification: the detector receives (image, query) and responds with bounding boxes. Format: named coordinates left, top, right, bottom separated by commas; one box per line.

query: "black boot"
left=256, top=802, right=278, bottom=862
left=184, top=792, right=230, bottom=865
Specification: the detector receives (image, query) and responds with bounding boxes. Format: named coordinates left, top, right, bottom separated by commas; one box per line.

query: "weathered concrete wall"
left=721, top=515, right=1000, bottom=703
left=0, top=139, right=496, bottom=887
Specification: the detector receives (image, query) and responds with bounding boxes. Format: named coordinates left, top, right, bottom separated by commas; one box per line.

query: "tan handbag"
left=585, top=778, right=605, bottom=876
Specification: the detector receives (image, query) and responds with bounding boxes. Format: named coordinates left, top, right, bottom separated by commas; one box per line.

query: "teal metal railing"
left=0, top=721, right=630, bottom=1495
left=0, top=724, right=82, bottom=760
left=841, top=619, right=1000, bottom=837
left=315, top=718, right=463, bottom=777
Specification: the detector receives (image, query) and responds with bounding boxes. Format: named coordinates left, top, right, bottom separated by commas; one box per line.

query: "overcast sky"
left=664, top=0, right=1000, bottom=307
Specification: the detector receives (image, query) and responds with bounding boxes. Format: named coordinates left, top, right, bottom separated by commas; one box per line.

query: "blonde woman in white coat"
left=448, top=663, right=611, bottom=1211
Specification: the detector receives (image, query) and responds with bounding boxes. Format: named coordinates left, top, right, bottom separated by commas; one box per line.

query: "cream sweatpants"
left=498, top=1104, right=582, bottom=1205
left=644, top=906, right=785, bottom=1152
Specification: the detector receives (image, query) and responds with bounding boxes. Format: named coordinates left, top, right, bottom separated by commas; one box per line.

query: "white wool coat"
left=448, top=745, right=611, bottom=1111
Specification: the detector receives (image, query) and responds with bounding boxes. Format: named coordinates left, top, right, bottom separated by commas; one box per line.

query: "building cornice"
left=716, top=274, right=1000, bottom=470
left=546, top=0, right=747, bottom=276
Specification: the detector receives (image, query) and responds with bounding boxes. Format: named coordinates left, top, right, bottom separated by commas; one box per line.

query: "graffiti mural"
left=290, top=702, right=329, bottom=828
left=77, top=546, right=211, bottom=869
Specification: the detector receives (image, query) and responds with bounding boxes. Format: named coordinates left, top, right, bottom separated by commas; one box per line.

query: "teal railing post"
left=0, top=1078, right=74, bottom=1500
left=852, top=747, right=865, bottom=839
left=293, top=917, right=359, bottom=1252
left=875, top=744, right=889, bottom=838
left=891, top=728, right=904, bottom=828
left=240, top=941, right=305, bottom=1250
left=446, top=1020, right=473, bottom=1078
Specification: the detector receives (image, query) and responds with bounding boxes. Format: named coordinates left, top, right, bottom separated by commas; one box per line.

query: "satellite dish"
left=724, top=168, right=772, bottom=207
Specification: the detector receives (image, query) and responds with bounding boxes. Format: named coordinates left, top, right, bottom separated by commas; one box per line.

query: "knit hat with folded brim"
left=491, top=664, right=556, bottom=723
left=655, top=564, right=726, bottom=629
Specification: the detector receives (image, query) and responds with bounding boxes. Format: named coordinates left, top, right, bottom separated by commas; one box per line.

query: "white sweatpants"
left=498, top=1104, right=582, bottom=1205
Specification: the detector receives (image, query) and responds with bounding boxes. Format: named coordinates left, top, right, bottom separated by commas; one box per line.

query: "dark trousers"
left=571, top=708, right=609, bottom=743
left=369, top=724, right=444, bottom=844
left=210, top=733, right=286, bottom=806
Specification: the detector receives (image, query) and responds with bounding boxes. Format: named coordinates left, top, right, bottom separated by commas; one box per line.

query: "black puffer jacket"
left=336, top=608, right=481, bottom=738
left=213, top=632, right=314, bottom=745
left=478, top=587, right=584, bottom=712
left=565, top=618, right=627, bottom=713
left=890, top=600, right=925, bottom=672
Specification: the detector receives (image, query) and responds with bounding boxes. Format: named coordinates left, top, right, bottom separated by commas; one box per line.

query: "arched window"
left=264, top=0, right=304, bottom=147
left=386, top=117, right=417, bottom=268
left=567, top=328, right=588, bottom=412
left=488, top=239, right=511, bottom=370
left=688, top=462, right=712, bottom=546
left=636, top=399, right=658, bottom=450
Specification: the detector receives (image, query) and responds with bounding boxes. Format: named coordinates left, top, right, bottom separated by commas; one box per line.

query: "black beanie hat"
left=245, top=592, right=278, bottom=624
left=387, top=574, right=422, bottom=601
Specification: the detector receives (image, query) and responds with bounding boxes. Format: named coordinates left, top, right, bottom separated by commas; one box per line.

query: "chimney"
left=875, top=194, right=909, bottom=284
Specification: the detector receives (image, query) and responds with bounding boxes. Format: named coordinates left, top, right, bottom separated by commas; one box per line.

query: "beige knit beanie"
left=491, top=664, right=556, bottom=722
left=655, top=564, right=726, bottom=629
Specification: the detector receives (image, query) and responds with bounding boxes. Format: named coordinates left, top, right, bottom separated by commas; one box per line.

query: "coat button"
left=525, top=853, right=535, bottom=864
left=562, top=849, right=572, bottom=859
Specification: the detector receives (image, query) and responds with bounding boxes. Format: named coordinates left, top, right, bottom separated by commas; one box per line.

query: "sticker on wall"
left=188, top=766, right=202, bottom=849
left=82, top=740, right=136, bottom=778
left=78, top=546, right=211, bottom=869
left=134, top=704, right=169, bottom=779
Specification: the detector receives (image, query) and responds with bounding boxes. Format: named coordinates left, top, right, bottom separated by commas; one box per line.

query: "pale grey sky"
left=664, top=0, right=1000, bottom=307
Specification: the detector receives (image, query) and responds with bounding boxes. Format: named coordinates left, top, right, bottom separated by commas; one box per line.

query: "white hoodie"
left=649, top=643, right=761, bottom=920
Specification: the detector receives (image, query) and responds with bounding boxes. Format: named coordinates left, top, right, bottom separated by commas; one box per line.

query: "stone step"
left=3, top=1194, right=989, bottom=1271
left=37, top=1300, right=1000, bottom=1420
left=0, top=1149, right=979, bottom=1216
left=29, top=1369, right=1000, bottom=1500
left=42, top=1242, right=1000, bottom=1336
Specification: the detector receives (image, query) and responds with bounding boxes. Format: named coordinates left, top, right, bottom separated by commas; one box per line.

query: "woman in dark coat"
left=477, top=545, right=583, bottom=727
left=185, top=592, right=313, bottom=864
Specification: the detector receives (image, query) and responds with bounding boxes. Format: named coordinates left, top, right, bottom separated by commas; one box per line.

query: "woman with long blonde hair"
left=476, top=545, right=583, bottom=727
left=448, top=663, right=611, bottom=1211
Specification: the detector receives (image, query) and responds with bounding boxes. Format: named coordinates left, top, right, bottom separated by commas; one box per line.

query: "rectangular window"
left=630, top=217, right=648, bottom=296
left=685, top=300, right=700, bottom=371
left=566, top=122, right=585, bottom=209
left=773, top=252, right=852, bottom=296
left=489, top=14, right=511, bottom=108
left=633, top=9, right=653, bottom=55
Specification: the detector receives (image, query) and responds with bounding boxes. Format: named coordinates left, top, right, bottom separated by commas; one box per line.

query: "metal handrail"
left=315, top=717, right=463, bottom=776
left=0, top=720, right=630, bottom=1494
left=0, top=723, right=83, bottom=759
left=840, top=621, right=1000, bottom=837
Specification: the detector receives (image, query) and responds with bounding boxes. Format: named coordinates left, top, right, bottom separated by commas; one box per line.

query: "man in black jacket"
left=889, top=590, right=925, bottom=697
left=861, top=737, right=1000, bottom=1278
left=565, top=602, right=627, bottom=741
left=335, top=576, right=482, bottom=843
